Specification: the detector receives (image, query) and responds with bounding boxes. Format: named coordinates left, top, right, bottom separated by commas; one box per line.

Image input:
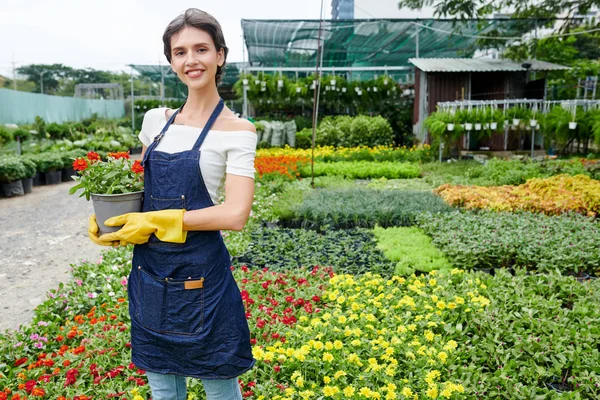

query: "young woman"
left=88, top=8, right=257, bottom=400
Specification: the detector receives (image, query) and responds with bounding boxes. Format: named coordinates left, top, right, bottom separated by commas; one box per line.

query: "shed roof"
left=408, top=58, right=570, bottom=72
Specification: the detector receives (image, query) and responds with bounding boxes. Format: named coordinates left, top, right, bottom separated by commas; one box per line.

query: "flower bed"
left=373, top=226, right=453, bottom=276
left=3, top=249, right=600, bottom=399
left=275, top=188, right=451, bottom=230
left=298, top=161, right=420, bottom=180
left=417, top=210, right=600, bottom=275
left=233, top=227, right=395, bottom=277
left=257, top=145, right=433, bottom=164
left=435, top=174, right=600, bottom=217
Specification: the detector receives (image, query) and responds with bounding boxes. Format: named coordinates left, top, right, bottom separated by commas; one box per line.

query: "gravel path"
left=0, top=155, right=141, bottom=333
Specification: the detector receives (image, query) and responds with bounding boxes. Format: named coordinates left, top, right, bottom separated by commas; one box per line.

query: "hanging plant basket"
left=465, top=123, right=473, bottom=131
left=490, top=122, right=498, bottom=130
left=475, top=123, right=482, bottom=131
left=447, top=123, right=455, bottom=131
left=569, top=122, right=577, bottom=130
left=512, top=118, right=520, bottom=126
left=530, top=119, right=537, bottom=127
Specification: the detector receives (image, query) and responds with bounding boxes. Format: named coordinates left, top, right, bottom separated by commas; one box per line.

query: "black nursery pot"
left=61, top=167, right=76, bottom=182
left=45, top=170, right=62, bottom=185
left=21, top=177, right=33, bottom=194
left=32, top=171, right=45, bottom=186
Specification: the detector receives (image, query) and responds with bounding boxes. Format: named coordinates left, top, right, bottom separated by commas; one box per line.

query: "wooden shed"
left=409, top=58, right=570, bottom=149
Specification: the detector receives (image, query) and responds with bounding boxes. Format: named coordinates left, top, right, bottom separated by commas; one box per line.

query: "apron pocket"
left=135, top=265, right=167, bottom=333
left=135, top=265, right=205, bottom=336
left=150, top=194, right=186, bottom=211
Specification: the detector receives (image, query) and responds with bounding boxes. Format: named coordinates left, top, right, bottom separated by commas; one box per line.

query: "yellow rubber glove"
left=98, top=209, right=188, bottom=245
left=88, top=214, right=121, bottom=247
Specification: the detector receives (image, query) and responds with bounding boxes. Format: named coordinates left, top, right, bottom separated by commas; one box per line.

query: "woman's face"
left=169, top=26, right=224, bottom=90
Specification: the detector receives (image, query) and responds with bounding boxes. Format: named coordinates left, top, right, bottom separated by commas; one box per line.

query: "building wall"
left=332, top=0, right=354, bottom=19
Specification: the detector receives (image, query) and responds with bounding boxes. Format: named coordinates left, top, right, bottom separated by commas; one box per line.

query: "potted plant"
left=37, top=152, right=65, bottom=185
left=20, top=156, right=37, bottom=194
left=0, top=156, right=27, bottom=197
left=69, top=151, right=144, bottom=235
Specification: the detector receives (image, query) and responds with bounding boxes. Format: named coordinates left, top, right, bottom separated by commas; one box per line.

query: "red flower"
left=107, top=151, right=130, bottom=160
left=24, top=380, right=36, bottom=394
left=14, top=357, right=28, bottom=367
left=65, top=368, right=79, bottom=387
left=273, top=365, right=281, bottom=373
left=86, top=151, right=101, bottom=163
left=131, top=160, right=144, bottom=174
left=31, top=387, right=45, bottom=397
left=72, top=158, right=89, bottom=171
left=0, top=392, right=6, bottom=400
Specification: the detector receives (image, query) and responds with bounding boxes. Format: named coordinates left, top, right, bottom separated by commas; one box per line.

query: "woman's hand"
left=98, top=209, right=188, bottom=245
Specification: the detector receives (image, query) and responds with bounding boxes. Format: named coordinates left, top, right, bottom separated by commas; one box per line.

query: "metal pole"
left=131, top=67, right=135, bottom=132
left=242, top=83, right=248, bottom=117
left=310, top=0, right=325, bottom=189
left=531, top=126, right=535, bottom=158
left=415, top=24, right=420, bottom=58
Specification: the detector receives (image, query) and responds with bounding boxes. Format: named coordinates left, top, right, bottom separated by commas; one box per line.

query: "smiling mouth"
left=186, top=70, right=204, bottom=78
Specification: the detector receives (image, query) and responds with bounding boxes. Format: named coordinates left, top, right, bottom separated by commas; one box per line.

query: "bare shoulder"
left=219, top=111, right=256, bottom=133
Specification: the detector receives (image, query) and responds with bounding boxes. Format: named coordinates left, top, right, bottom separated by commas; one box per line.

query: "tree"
left=398, top=0, right=600, bottom=20
left=15, top=64, right=73, bottom=94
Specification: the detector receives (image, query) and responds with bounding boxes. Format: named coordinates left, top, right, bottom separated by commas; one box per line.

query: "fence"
left=0, top=88, right=126, bottom=125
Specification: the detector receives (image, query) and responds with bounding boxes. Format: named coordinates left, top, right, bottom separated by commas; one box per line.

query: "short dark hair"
left=163, top=9, right=229, bottom=86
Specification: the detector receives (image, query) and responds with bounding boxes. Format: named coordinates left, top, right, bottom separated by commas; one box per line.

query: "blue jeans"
left=145, top=370, right=243, bottom=400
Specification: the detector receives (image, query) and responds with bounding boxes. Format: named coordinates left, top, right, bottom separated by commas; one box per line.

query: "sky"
left=0, top=0, right=433, bottom=79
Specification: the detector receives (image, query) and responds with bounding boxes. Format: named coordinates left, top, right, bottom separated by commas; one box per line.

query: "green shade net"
left=241, top=19, right=541, bottom=68
left=0, top=88, right=125, bottom=124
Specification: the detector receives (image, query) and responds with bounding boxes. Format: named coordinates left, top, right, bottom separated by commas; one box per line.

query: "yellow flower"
left=334, top=370, right=347, bottom=380
left=436, top=301, right=446, bottom=310
left=338, top=315, right=347, bottom=324
left=334, top=340, right=344, bottom=350
left=444, top=340, right=458, bottom=351
left=426, top=385, right=439, bottom=399
left=424, top=330, right=435, bottom=342
left=401, top=387, right=413, bottom=397
left=299, top=390, right=316, bottom=399
left=425, top=370, right=441, bottom=385
left=438, top=351, right=448, bottom=363
left=133, top=396, right=144, bottom=400
left=323, top=352, right=334, bottom=362
left=343, top=386, right=356, bottom=396
left=325, top=341, right=334, bottom=350
left=323, top=386, right=340, bottom=396
left=323, top=376, right=331, bottom=384
left=440, top=388, right=453, bottom=398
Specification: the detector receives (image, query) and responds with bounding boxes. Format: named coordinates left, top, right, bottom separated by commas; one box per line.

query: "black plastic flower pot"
left=21, top=177, right=33, bottom=194
left=61, top=167, right=76, bottom=182
left=32, top=171, right=45, bottom=186
left=1, top=180, right=25, bottom=197
left=44, top=170, right=62, bottom=185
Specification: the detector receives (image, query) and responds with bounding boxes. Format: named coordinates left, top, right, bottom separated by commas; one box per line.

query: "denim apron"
left=128, top=99, right=255, bottom=379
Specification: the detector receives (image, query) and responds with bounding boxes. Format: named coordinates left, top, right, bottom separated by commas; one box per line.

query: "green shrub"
left=299, top=161, right=420, bottom=179
left=373, top=226, right=453, bottom=276
left=19, top=156, right=36, bottom=178
left=0, top=156, right=27, bottom=183
left=417, top=210, right=600, bottom=275
left=28, top=152, right=64, bottom=172
left=0, top=126, right=13, bottom=146
left=233, top=227, right=395, bottom=276
left=277, top=188, right=452, bottom=230
left=295, top=128, right=312, bottom=149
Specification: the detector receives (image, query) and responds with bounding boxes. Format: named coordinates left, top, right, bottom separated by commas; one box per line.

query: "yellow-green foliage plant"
left=435, top=174, right=600, bottom=217
left=373, top=226, right=453, bottom=276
